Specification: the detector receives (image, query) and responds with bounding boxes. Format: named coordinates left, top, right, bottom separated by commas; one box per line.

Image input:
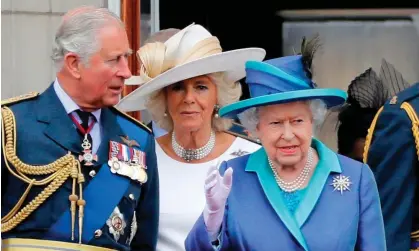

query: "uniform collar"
left=53, top=79, right=101, bottom=122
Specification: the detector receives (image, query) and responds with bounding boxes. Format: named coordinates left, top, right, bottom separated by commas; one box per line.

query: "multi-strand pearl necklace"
left=172, top=130, right=216, bottom=162
left=268, top=148, right=314, bottom=193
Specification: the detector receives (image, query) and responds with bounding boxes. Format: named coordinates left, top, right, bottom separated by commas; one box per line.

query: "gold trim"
left=362, top=106, right=384, bottom=163
left=364, top=102, right=418, bottom=163
left=400, top=102, right=419, bottom=161
left=412, top=231, right=419, bottom=251
left=2, top=238, right=116, bottom=251
left=1, top=92, right=39, bottom=106
left=1, top=107, right=84, bottom=242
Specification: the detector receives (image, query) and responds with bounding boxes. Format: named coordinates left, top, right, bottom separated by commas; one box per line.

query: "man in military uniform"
left=1, top=6, right=158, bottom=251
left=364, top=83, right=419, bottom=251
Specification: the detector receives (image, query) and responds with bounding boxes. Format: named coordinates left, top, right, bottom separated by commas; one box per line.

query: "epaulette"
left=230, top=121, right=248, bottom=133
left=363, top=84, right=419, bottom=163
left=111, top=107, right=152, bottom=133
left=1, top=92, right=39, bottom=106
left=225, top=129, right=260, bottom=145
left=387, top=83, right=419, bottom=106
left=225, top=121, right=260, bottom=144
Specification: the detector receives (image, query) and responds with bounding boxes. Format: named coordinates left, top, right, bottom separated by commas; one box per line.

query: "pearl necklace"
left=268, top=148, right=313, bottom=193
left=172, top=130, right=216, bottom=162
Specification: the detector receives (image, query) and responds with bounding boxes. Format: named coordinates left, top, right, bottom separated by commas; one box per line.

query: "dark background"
left=143, top=1, right=419, bottom=98
left=157, top=2, right=418, bottom=59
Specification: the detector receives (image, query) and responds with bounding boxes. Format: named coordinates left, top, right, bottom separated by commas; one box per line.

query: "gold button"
left=89, top=170, right=96, bottom=177
left=94, top=229, right=102, bottom=238
left=129, top=194, right=135, bottom=200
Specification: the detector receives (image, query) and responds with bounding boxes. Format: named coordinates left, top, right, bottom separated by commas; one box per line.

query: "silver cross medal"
left=79, top=134, right=98, bottom=166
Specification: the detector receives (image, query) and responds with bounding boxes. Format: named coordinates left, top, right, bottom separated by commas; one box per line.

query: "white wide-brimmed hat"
left=116, top=23, right=266, bottom=112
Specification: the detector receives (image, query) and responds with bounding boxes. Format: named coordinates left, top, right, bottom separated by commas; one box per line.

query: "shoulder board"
left=388, top=83, right=419, bottom=106
left=225, top=130, right=261, bottom=145
left=1, top=92, right=39, bottom=106
left=230, top=121, right=248, bottom=133
left=226, top=121, right=261, bottom=144
left=111, top=107, right=152, bottom=133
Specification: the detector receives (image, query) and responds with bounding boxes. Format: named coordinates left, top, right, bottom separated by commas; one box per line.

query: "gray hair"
left=238, top=99, right=327, bottom=138
left=52, top=7, right=123, bottom=70
left=146, top=72, right=242, bottom=132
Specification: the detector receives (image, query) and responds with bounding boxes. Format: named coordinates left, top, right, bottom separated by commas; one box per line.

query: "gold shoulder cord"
left=363, top=107, right=384, bottom=163
left=1, top=106, right=86, bottom=243
left=401, top=102, right=419, bottom=241
left=400, top=102, right=419, bottom=162
left=364, top=103, right=419, bottom=163
left=362, top=102, right=419, bottom=243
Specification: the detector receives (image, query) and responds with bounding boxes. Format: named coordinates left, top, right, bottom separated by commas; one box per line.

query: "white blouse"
left=156, top=137, right=261, bottom=251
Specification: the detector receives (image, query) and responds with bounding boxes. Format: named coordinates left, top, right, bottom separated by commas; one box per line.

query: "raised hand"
left=203, top=160, right=233, bottom=241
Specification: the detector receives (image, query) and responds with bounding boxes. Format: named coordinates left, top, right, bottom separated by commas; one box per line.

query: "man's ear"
left=64, top=52, right=81, bottom=79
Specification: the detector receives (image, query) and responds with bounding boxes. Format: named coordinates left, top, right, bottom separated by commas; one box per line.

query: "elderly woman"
left=337, top=59, right=410, bottom=162
left=185, top=37, right=386, bottom=250
left=117, top=24, right=265, bottom=251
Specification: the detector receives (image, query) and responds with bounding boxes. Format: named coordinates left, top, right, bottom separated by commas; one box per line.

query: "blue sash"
left=47, top=115, right=148, bottom=243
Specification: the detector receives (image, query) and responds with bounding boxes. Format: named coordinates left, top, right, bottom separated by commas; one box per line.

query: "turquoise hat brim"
left=220, top=88, right=347, bottom=118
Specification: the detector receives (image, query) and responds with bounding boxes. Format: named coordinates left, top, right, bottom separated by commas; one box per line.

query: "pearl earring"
left=214, top=104, right=220, bottom=118
left=164, top=112, right=167, bottom=117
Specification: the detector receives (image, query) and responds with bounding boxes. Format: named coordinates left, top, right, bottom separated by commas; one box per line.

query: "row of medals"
left=108, top=156, right=148, bottom=184
left=80, top=137, right=148, bottom=184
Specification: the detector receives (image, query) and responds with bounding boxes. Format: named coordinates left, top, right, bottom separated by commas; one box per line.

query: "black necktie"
left=75, top=109, right=94, bottom=150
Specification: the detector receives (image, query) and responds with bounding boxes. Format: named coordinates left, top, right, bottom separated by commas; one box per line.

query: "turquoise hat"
left=219, top=37, right=347, bottom=118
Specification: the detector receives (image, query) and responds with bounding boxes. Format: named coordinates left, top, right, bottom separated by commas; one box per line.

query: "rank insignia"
left=230, top=149, right=249, bottom=157
left=389, top=95, right=398, bottom=105
left=120, top=135, right=140, bottom=148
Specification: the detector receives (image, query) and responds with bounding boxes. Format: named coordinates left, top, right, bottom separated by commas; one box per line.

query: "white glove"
left=203, top=160, right=233, bottom=241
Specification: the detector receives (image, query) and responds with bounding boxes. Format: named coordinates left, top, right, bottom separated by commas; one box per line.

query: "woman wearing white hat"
left=117, top=24, right=266, bottom=251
